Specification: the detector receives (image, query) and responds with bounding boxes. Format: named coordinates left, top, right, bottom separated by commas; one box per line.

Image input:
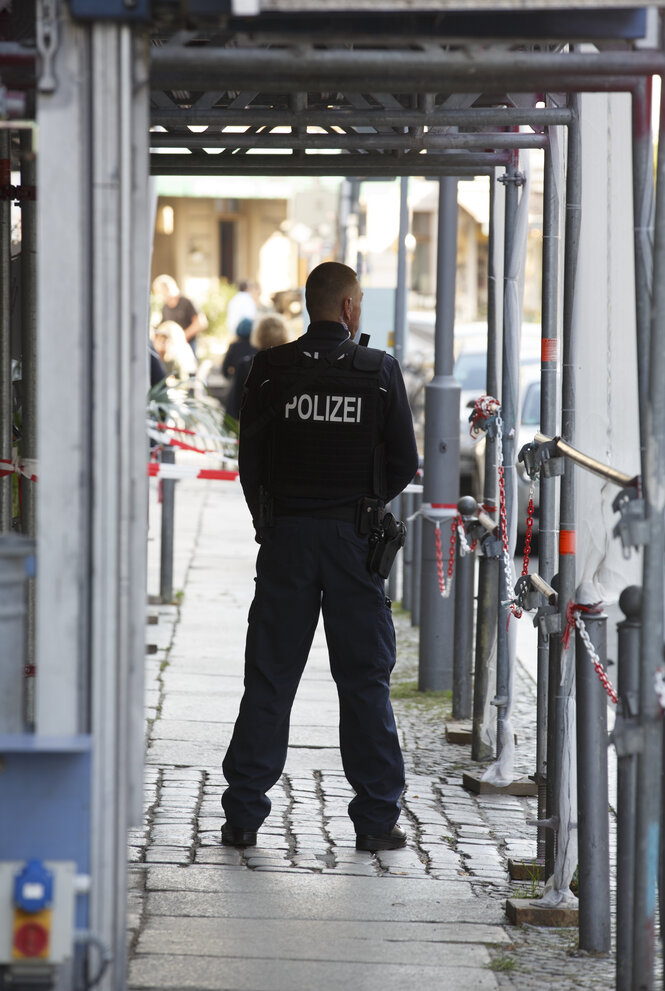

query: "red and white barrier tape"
left=148, top=420, right=238, bottom=449
left=0, top=455, right=38, bottom=482
left=148, top=462, right=239, bottom=482
left=148, top=428, right=238, bottom=464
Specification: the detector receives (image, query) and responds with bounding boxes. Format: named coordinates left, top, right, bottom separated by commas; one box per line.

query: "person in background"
left=225, top=314, right=290, bottom=421
left=226, top=279, right=258, bottom=336
left=152, top=320, right=198, bottom=384
left=149, top=339, right=167, bottom=386
left=152, top=274, right=207, bottom=355
left=221, top=317, right=256, bottom=383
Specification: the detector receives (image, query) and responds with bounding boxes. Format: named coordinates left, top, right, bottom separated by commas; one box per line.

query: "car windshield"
left=521, top=381, right=540, bottom=426
left=454, top=352, right=486, bottom=391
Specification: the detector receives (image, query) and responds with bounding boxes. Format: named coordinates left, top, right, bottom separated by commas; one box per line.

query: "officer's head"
left=305, top=262, right=363, bottom=339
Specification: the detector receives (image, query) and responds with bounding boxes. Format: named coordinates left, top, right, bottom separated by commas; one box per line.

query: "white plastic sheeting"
left=536, top=92, right=643, bottom=906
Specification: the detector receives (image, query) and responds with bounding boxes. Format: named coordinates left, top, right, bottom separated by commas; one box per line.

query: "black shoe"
left=221, top=822, right=258, bottom=847
left=356, top=824, right=407, bottom=852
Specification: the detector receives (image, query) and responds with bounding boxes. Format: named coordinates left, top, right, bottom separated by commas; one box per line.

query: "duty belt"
left=273, top=505, right=358, bottom=524
left=272, top=496, right=384, bottom=535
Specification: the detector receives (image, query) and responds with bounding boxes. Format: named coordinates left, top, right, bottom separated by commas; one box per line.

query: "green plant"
left=390, top=680, right=452, bottom=706
left=512, top=862, right=544, bottom=899
left=147, top=379, right=230, bottom=441
left=570, top=865, right=579, bottom=896
left=488, top=954, right=516, bottom=973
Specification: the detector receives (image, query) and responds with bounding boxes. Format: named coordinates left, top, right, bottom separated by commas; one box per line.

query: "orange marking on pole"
left=559, top=529, right=576, bottom=555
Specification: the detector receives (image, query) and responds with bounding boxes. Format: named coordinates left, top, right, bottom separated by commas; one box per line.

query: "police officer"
left=221, top=261, right=419, bottom=852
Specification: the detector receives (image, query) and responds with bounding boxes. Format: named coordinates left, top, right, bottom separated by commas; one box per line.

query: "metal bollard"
left=614, top=586, right=641, bottom=991
left=575, top=600, right=611, bottom=953
left=0, top=534, right=35, bottom=733
left=401, top=490, right=414, bottom=613
left=159, top=447, right=176, bottom=604
left=453, top=496, right=476, bottom=721
left=411, top=487, right=422, bottom=627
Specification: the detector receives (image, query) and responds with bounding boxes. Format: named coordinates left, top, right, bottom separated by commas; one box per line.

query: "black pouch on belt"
left=367, top=512, right=407, bottom=579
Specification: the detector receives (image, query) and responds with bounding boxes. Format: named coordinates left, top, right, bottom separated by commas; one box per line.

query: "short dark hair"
left=305, top=262, right=359, bottom=317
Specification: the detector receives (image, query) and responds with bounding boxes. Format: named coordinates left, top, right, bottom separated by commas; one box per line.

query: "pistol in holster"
left=366, top=512, right=407, bottom=579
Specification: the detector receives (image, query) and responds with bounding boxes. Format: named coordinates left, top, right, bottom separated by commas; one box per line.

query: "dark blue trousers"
left=222, top=516, right=405, bottom=835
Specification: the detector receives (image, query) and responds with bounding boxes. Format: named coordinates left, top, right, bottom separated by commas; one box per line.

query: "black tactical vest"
left=263, top=341, right=386, bottom=503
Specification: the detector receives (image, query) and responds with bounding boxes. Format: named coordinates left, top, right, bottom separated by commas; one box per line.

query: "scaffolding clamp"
left=610, top=710, right=643, bottom=757
left=514, top=572, right=557, bottom=612
left=537, top=603, right=562, bottom=638
left=612, top=486, right=648, bottom=552
left=518, top=439, right=564, bottom=480
left=0, top=184, right=36, bottom=203
left=498, top=170, right=526, bottom=187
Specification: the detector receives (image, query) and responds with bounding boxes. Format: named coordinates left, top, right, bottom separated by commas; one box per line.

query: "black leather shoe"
left=356, top=824, right=407, bottom=852
left=221, top=822, right=258, bottom=847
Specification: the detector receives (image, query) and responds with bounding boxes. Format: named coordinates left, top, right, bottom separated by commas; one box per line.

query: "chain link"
left=572, top=609, right=618, bottom=705
left=496, top=414, right=522, bottom=620
left=521, top=481, right=536, bottom=578
left=655, top=668, right=665, bottom=712
left=434, top=516, right=458, bottom=599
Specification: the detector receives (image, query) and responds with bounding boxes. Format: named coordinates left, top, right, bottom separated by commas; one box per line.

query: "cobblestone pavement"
left=128, top=480, right=637, bottom=990
left=391, top=612, right=618, bottom=991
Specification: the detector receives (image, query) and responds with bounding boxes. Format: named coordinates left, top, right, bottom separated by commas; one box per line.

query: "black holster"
left=367, top=512, right=407, bottom=579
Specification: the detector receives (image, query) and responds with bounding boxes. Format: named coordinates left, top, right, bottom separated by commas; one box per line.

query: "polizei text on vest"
left=284, top=394, right=363, bottom=423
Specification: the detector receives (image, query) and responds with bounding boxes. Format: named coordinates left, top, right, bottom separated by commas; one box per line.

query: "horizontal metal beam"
left=150, top=107, right=575, bottom=129
left=149, top=156, right=501, bottom=178
left=149, top=131, right=549, bottom=151
left=150, top=148, right=511, bottom=166
left=150, top=46, right=663, bottom=92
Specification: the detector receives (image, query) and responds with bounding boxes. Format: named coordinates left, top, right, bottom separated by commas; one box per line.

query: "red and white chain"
left=434, top=515, right=458, bottom=599
left=495, top=412, right=522, bottom=620
left=568, top=605, right=618, bottom=705
left=654, top=669, right=665, bottom=712
left=457, top=515, right=476, bottom=556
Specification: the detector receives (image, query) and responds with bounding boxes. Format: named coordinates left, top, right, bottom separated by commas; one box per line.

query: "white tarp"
left=537, top=91, right=643, bottom=905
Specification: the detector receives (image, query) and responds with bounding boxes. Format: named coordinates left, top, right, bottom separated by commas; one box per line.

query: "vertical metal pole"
left=393, top=175, right=409, bottom=366
left=546, top=582, right=562, bottom=877
left=575, top=604, right=611, bottom=952
left=496, top=161, right=521, bottom=759
left=539, top=135, right=562, bottom=866
left=633, top=76, right=665, bottom=991
left=0, top=131, right=11, bottom=532
left=631, top=78, right=654, bottom=477
left=0, top=535, right=34, bottom=733
left=551, top=94, right=581, bottom=892
left=453, top=496, right=475, bottom=721
left=401, top=489, right=414, bottom=612
left=159, top=448, right=176, bottom=604
left=418, top=176, right=460, bottom=691
left=411, top=486, right=422, bottom=627
left=20, top=127, right=37, bottom=725
left=472, top=172, right=502, bottom=762
left=616, top=585, right=641, bottom=991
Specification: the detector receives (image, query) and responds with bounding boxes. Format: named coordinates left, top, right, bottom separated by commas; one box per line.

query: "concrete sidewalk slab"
left=129, top=954, right=499, bottom=991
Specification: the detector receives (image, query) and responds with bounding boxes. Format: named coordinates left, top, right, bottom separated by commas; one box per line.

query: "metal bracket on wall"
left=36, top=0, right=59, bottom=93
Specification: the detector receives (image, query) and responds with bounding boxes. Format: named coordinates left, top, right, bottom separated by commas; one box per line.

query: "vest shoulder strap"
left=352, top=344, right=385, bottom=373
